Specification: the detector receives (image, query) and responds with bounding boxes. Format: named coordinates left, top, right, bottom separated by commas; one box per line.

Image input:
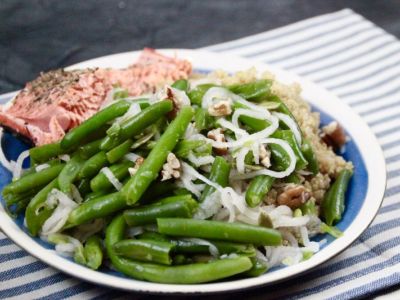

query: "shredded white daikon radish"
left=59, top=154, right=70, bottom=162
left=181, top=162, right=222, bottom=192
left=35, top=163, right=50, bottom=172
left=210, top=116, right=279, bottom=149
left=0, top=128, right=16, bottom=172
left=13, top=150, right=30, bottom=179
left=231, top=138, right=296, bottom=179
left=100, top=167, right=123, bottom=190
left=124, top=152, right=142, bottom=163
left=194, top=191, right=221, bottom=220
left=273, top=112, right=302, bottom=145
left=187, top=152, right=215, bottom=167
left=116, top=103, right=141, bottom=124
left=235, top=147, right=250, bottom=173
left=170, top=86, right=191, bottom=107
left=299, top=226, right=320, bottom=253
left=101, top=87, right=126, bottom=109
left=71, top=184, right=83, bottom=204
left=183, top=238, right=219, bottom=257
left=232, top=108, right=271, bottom=129
left=41, top=189, right=78, bottom=235
left=280, top=229, right=299, bottom=247
left=202, top=87, right=266, bottom=113
left=127, top=226, right=145, bottom=237
left=217, top=118, right=247, bottom=138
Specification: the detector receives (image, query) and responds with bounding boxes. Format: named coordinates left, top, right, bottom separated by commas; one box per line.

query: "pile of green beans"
left=2, top=78, right=353, bottom=284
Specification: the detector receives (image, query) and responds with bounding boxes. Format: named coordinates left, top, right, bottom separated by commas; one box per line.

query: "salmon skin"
left=0, top=48, right=192, bottom=145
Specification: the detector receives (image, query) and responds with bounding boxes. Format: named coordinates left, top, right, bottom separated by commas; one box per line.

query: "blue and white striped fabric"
left=1, top=8, right=400, bottom=299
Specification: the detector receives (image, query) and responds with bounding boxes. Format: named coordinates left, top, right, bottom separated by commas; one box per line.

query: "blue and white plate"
left=0, top=49, right=386, bottom=294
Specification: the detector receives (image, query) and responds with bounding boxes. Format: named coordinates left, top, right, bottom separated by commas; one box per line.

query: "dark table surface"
left=1, top=0, right=399, bottom=298
left=1, top=0, right=400, bottom=95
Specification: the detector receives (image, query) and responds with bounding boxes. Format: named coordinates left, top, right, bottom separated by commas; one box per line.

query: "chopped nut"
left=208, top=100, right=232, bottom=117
left=277, top=185, right=311, bottom=209
left=162, top=86, right=190, bottom=118
left=321, top=121, right=346, bottom=150
left=161, top=153, right=181, bottom=181
left=259, top=145, right=271, bottom=167
left=128, top=157, right=144, bottom=176
left=207, top=128, right=228, bottom=155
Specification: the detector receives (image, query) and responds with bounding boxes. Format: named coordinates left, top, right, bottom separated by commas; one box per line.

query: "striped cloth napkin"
left=1, top=8, right=399, bottom=299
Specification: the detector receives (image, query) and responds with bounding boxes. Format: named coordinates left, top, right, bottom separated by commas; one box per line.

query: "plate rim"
left=0, top=48, right=387, bottom=294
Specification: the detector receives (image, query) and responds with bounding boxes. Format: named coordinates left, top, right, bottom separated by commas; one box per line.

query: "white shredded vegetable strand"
left=231, top=138, right=296, bottom=179
left=183, top=238, right=220, bottom=258
left=273, top=112, right=302, bottom=145
left=124, top=153, right=142, bottom=163
left=71, top=184, right=83, bottom=204
left=59, top=154, right=70, bottom=162
left=35, top=163, right=50, bottom=172
left=13, top=150, right=30, bottom=179
left=41, top=189, right=78, bottom=235
left=187, top=152, right=215, bottom=167
left=100, top=167, right=123, bottom=190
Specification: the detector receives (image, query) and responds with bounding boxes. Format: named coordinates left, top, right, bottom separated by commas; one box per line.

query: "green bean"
left=123, top=195, right=198, bottom=226
left=269, top=143, right=291, bottom=171
left=100, top=100, right=173, bottom=150
left=171, top=79, right=189, bottom=92
left=105, top=215, right=253, bottom=284
left=187, top=84, right=217, bottom=106
left=66, top=192, right=125, bottom=227
left=3, top=163, right=64, bottom=196
left=77, top=178, right=91, bottom=196
left=114, top=239, right=175, bottom=265
left=271, top=130, right=308, bottom=170
left=301, top=139, right=319, bottom=175
left=139, top=181, right=177, bottom=204
left=4, top=188, right=40, bottom=206
left=199, top=156, right=231, bottom=202
left=106, top=139, right=134, bottom=164
left=172, top=254, right=190, bottom=265
left=301, top=198, right=318, bottom=216
left=157, top=218, right=282, bottom=245
left=25, top=179, right=59, bottom=236
left=90, top=160, right=134, bottom=192
left=245, top=175, right=275, bottom=207
left=228, top=80, right=273, bottom=102
left=172, top=239, right=256, bottom=257
left=194, top=108, right=207, bottom=131
left=61, top=100, right=131, bottom=150
left=233, top=102, right=271, bottom=132
left=174, top=140, right=206, bottom=159
left=83, top=190, right=109, bottom=202
left=21, top=159, right=61, bottom=178
left=29, top=142, right=64, bottom=164
left=285, top=172, right=301, bottom=184
left=244, top=257, right=268, bottom=277
left=84, top=235, right=103, bottom=270
left=322, top=169, right=353, bottom=226
left=79, top=151, right=108, bottom=180
left=58, top=154, right=85, bottom=194
left=79, top=139, right=103, bottom=159
left=137, top=232, right=170, bottom=242
left=122, top=106, right=194, bottom=206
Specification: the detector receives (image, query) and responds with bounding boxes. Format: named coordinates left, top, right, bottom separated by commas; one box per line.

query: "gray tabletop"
left=1, top=0, right=399, bottom=94
left=1, top=0, right=399, bottom=298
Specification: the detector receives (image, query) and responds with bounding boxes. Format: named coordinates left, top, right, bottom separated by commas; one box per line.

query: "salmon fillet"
left=0, top=48, right=192, bottom=145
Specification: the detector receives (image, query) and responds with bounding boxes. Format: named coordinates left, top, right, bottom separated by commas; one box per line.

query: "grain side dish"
left=1, top=51, right=353, bottom=284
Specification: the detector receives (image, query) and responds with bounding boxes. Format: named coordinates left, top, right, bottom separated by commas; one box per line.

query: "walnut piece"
left=128, top=156, right=144, bottom=176
left=207, top=128, right=228, bottom=155
left=259, top=145, right=271, bottom=167
left=321, top=121, right=346, bottom=150
left=208, top=100, right=232, bottom=117
left=161, top=153, right=181, bottom=181
left=277, top=185, right=311, bottom=209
